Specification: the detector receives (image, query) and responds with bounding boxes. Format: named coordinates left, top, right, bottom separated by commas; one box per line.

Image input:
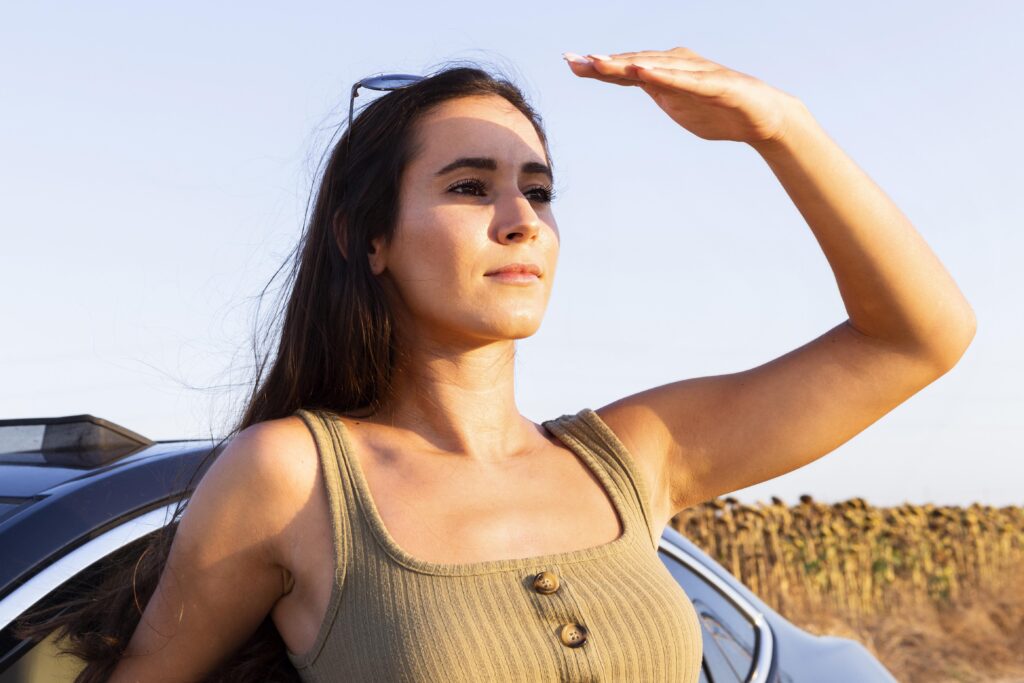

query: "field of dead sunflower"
left=670, top=495, right=1024, bottom=683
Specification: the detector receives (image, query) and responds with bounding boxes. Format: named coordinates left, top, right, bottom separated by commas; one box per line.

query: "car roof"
left=0, top=415, right=224, bottom=601
left=0, top=414, right=227, bottom=502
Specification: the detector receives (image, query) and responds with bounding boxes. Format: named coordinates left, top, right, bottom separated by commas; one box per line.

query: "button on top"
left=532, top=570, right=560, bottom=595
left=559, top=622, right=588, bottom=648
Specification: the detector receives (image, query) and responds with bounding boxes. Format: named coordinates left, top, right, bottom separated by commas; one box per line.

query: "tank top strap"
left=293, top=407, right=371, bottom=566
left=541, top=408, right=660, bottom=551
left=290, top=408, right=363, bottom=667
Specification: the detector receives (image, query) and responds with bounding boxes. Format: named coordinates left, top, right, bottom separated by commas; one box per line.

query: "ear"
left=333, top=209, right=388, bottom=275
left=367, top=235, right=388, bottom=276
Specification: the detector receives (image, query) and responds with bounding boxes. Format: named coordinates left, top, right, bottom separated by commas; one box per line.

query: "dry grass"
left=669, top=495, right=1024, bottom=683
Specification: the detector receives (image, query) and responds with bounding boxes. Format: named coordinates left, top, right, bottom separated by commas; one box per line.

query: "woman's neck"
left=362, top=339, right=541, bottom=463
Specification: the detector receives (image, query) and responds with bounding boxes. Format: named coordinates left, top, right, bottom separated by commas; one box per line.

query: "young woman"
left=18, top=47, right=975, bottom=682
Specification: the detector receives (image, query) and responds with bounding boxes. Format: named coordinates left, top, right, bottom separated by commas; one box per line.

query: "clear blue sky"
left=2, top=2, right=1020, bottom=508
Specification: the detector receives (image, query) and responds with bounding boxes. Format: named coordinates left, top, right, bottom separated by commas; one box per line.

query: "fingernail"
left=562, top=52, right=591, bottom=64
left=588, top=54, right=612, bottom=61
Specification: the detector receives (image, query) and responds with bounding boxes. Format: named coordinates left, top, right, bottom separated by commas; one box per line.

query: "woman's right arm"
left=108, top=421, right=302, bottom=683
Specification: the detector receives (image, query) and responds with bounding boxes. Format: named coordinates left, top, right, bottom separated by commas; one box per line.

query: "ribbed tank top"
left=285, top=407, right=703, bottom=682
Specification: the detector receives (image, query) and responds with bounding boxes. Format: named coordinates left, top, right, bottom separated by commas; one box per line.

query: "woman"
left=17, top=48, right=975, bottom=682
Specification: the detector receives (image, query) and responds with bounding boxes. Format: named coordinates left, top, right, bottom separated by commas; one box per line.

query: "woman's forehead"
left=423, top=93, right=526, bottom=124
left=412, top=96, right=547, bottom=166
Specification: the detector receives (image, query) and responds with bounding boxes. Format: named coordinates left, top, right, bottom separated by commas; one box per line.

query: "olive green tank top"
left=286, top=407, right=703, bottom=682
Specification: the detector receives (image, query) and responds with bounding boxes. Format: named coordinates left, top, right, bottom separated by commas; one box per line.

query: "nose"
left=495, top=194, right=542, bottom=245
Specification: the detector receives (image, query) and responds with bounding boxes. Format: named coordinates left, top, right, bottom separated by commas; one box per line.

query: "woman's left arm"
left=566, top=47, right=977, bottom=517
left=749, top=99, right=976, bottom=360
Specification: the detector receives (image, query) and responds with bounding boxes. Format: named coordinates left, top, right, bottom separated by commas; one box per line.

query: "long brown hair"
left=12, top=61, right=554, bottom=682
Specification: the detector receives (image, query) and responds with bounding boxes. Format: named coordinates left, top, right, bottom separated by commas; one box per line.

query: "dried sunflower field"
left=670, top=495, right=1024, bottom=683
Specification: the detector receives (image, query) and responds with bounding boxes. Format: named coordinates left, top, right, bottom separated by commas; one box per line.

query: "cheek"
left=390, top=209, right=483, bottom=301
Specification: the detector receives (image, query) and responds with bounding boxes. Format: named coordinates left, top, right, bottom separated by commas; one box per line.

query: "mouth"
left=484, top=263, right=543, bottom=277
left=485, top=271, right=540, bottom=284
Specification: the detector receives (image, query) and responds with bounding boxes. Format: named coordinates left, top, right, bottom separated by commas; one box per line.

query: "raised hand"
left=563, top=47, right=802, bottom=146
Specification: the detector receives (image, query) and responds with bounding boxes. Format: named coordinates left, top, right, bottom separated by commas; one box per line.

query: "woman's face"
left=371, top=94, right=559, bottom=345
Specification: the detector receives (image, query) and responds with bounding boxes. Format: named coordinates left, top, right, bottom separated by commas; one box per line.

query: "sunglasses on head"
left=347, top=73, right=425, bottom=154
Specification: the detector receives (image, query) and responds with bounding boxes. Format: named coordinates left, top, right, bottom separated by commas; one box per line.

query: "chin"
left=505, top=327, right=540, bottom=341
left=480, top=314, right=544, bottom=341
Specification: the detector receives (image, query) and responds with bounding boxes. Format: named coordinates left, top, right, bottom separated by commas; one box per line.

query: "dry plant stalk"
left=670, top=494, right=1024, bottom=627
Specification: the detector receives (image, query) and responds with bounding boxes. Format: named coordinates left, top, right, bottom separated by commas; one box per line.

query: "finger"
left=586, top=56, right=712, bottom=88
left=607, top=50, right=720, bottom=71
left=633, top=65, right=728, bottom=97
left=563, top=56, right=644, bottom=87
left=610, top=46, right=704, bottom=60
left=589, top=54, right=716, bottom=77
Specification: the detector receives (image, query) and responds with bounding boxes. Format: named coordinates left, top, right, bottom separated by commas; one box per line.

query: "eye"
left=526, top=185, right=557, bottom=204
left=446, top=178, right=557, bottom=204
left=447, top=178, right=487, bottom=197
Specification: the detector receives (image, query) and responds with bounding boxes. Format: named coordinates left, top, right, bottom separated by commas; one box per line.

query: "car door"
left=0, top=505, right=179, bottom=682
left=659, top=540, right=775, bottom=683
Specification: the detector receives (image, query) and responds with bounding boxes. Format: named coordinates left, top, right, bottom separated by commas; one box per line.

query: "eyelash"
left=446, top=178, right=557, bottom=204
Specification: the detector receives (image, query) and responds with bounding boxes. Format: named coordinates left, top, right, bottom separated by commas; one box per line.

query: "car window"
left=0, top=529, right=161, bottom=681
left=0, top=629, right=84, bottom=682
left=660, top=549, right=758, bottom=683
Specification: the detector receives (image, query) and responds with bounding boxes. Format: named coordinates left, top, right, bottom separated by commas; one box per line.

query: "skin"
left=111, top=47, right=976, bottom=681
left=561, top=47, right=975, bottom=517
left=356, top=92, right=563, bottom=461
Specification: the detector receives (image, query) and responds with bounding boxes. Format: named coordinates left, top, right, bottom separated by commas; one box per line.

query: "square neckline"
left=323, top=409, right=636, bottom=577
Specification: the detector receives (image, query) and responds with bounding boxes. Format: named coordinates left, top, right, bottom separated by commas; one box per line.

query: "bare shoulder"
left=229, top=415, right=320, bottom=493
left=198, top=415, right=322, bottom=560
left=111, top=415, right=322, bottom=679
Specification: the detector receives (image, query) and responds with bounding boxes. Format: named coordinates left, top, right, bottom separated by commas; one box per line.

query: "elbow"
left=928, top=305, right=978, bottom=372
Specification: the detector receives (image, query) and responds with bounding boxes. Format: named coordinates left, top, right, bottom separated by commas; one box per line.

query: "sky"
left=2, top=2, right=1021, bottom=509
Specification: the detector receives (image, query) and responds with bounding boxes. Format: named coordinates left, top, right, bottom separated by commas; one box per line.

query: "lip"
left=484, top=263, right=542, bottom=277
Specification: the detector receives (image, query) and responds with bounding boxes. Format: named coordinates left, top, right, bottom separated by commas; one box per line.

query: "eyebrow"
left=434, top=156, right=553, bottom=183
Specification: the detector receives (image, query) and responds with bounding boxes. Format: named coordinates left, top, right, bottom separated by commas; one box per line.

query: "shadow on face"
left=368, top=94, right=561, bottom=348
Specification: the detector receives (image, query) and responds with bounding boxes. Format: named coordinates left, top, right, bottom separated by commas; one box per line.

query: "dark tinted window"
left=660, top=550, right=758, bottom=682
left=0, top=531, right=159, bottom=678
left=0, top=630, right=84, bottom=682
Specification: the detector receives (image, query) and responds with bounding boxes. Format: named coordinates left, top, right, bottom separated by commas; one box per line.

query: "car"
left=0, top=415, right=899, bottom=682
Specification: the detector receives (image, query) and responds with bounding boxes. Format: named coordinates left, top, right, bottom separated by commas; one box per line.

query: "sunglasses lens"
left=361, top=74, right=424, bottom=91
